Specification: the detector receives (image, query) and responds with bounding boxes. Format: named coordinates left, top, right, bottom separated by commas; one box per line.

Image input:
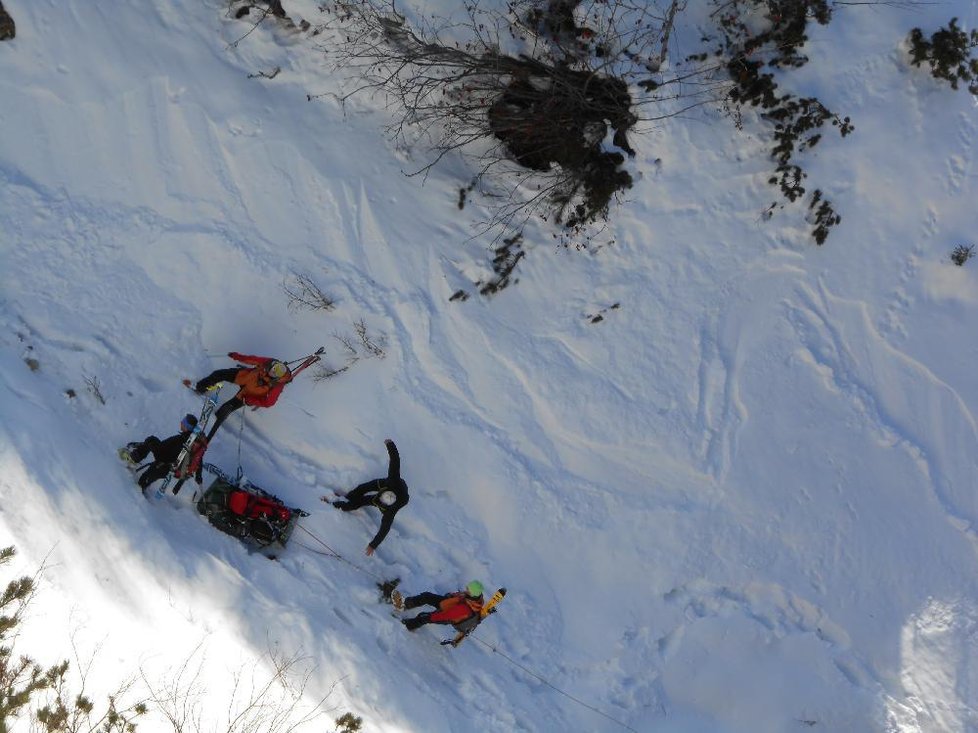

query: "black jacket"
left=370, top=440, right=409, bottom=549
left=141, top=432, right=203, bottom=484
left=150, top=433, right=192, bottom=464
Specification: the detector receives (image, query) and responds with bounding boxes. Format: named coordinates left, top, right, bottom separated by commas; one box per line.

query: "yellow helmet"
left=268, top=360, right=288, bottom=380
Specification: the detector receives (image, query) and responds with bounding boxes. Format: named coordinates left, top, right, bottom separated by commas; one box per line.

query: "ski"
left=481, top=587, right=507, bottom=618
left=118, top=445, right=136, bottom=466
left=118, top=444, right=152, bottom=473
left=155, top=387, right=221, bottom=499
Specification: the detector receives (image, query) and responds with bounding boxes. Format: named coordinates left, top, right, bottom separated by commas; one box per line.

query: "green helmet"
left=466, top=580, right=484, bottom=597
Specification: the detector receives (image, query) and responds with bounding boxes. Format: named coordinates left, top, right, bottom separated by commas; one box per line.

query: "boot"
left=402, top=613, right=430, bottom=631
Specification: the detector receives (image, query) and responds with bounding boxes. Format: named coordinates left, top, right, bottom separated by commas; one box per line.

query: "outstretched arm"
left=385, top=439, right=400, bottom=482
left=228, top=352, right=272, bottom=367
left=368, top=506, right=398, bottom=552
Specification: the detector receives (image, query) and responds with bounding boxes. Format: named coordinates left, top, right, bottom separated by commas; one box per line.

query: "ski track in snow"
left=944, top=107, right=976, bottom=197
left=786, top=281, right=978, bottom=553
left=3, top=1, right=978, bottom=731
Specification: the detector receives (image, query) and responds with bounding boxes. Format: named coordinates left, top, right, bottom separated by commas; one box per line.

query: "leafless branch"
left=283, top=273, right=336, bottom=313
left=83, top=373, right=106, bottom=405
left=313, top=319, right=386, bottom=381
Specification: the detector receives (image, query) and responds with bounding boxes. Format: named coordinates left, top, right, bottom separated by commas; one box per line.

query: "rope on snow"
left=468, top=635, right=639, bottom=733
left=293, top=524, right=386, bottom=582
left=293, top=525, right=637, bottom=732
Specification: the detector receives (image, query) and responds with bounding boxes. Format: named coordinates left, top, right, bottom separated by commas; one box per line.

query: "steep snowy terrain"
left=1, top=1, right=977, bottom=731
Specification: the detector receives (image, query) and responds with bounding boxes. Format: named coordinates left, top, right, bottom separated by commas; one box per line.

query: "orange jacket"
left=229, top=353, right=291, bottom=407
left=430, top=593, right=484, bottom=624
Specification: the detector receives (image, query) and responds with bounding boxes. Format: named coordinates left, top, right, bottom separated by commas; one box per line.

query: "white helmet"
left=378, top=490, right=397, bottom=507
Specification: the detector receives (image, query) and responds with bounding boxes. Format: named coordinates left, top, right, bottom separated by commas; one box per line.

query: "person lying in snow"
left=397, top=581, right=485, bottom=633
left=322, top=438, right=409, bottom=556
left=120, top=413, right=203, bottom=495
left=193, top=351, right=312, bottom=442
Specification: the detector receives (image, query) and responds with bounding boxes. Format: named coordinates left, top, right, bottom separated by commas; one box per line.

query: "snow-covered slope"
left=1, top=1, right=977, bottom=731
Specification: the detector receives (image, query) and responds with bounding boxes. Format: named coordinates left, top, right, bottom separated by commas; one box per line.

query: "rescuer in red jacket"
left=194, top=351, right=316, bottom=441
left=400, top=581, right=485, bottom=632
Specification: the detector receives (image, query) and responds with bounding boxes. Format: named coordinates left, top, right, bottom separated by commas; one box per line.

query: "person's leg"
left=195, top=368, right=240, bottom=393
left=333, top=480, right=379, bottom=511
left=128, top=436, right=161, bottom=463
left=402, top=612, right=432, bottom=631
left=137, top=462, right=169, bottom=490
left=403, top=592, right=446, bottom=610
left=206, top=397, right=244, bottom=441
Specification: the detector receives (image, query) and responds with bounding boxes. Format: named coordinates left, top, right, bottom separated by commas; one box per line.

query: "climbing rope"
left=235, top=408, right=246, bottom=483
left=468, top=635, right=638, bottom=733
left=293, top=520, right=636, bottom=732
left=289, top=500, right=635, bottom=731
left=294, top=524, right=386, bottom=582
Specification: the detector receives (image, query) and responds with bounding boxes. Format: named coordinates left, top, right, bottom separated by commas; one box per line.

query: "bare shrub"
left=313, top=320, right=387, bottom=381
left=283, top=273, right=336, bottom=313
left=84, top=373, right=107, bottom=405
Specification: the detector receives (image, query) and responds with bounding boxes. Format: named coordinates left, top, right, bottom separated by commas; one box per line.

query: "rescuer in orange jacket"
left=401, top=581, right=485, bottom=632
left=194, top=351, right=316, bottom=441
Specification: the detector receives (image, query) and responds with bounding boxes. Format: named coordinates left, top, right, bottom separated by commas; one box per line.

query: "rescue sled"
left=196, top=463, right=308, bottom=554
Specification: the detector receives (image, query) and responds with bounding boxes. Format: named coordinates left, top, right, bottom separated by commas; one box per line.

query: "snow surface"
left=1, top=1, right=977, bottom=731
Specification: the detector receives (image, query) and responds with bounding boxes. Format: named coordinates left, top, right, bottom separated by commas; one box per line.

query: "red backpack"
left=173, top=436, right=208, bottom=479
left=227, top=491, right=292, bottom=523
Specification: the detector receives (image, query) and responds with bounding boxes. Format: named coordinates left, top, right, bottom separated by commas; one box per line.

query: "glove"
left=384, top=438, right=394, bottom=447
left=228, top=351, right=242, bottom=360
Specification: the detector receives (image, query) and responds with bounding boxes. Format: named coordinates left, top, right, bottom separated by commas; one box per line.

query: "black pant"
left=334, top=480, right=382, bottom=511
left=194, top=369, right=246, bottom=441
left=128, top=436, right=162, bottom=464
left=401, top=592, right=453, bottom=629
left=404, top=592, right=448, bottom=610
left=130, top=436, right=170, bottom=489
left=207, top=396, right=244, bottom=441
left=137, top=461, right=169, bottom=489
left=195, top=368, right=240, bottom=393
left=137, top=464, right=189, bottom=495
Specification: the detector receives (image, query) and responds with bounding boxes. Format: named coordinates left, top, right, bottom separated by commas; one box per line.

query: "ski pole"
left=285, top=346, right=325, bottom=366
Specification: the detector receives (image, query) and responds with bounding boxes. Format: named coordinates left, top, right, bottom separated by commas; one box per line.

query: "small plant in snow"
left=908, top=18, right=978, bottom=95
left=283, top=272, right=336, bottom=313
left=313, top=320, right=387, bottom=381
left=950, top=244, right=975, bottom=266
left=84, top=373, right=107, bottom=405
left=335, top=711, right=363, bottom=732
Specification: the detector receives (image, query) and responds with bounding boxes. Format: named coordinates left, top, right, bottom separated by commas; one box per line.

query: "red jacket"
left=229, top=353, right=289, bottom=407
left=430, top=593, right=483, bottom=624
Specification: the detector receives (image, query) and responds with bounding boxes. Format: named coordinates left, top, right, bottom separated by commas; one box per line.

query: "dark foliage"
left=908, top=18, right=978, bottom=95
left=487, top=63, right=635, bottom=228
left=717, top=0, right=849, bottom=244
left=950, top=244, right=975, bottom=266
left=0, top=1, right=14, bottom=41
left=1, top=547, right=145, bottom=731
left=478, top=234, right=526, bottom=296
